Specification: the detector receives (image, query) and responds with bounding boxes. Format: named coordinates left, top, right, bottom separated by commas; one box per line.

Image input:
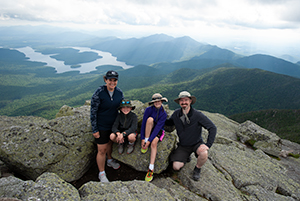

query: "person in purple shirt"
left=140, top=93, right=168, bottom=182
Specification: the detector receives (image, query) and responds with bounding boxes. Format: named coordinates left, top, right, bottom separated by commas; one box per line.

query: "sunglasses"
left=107, top=71, right=118, bottom=76
left=121, top=100, right=130, bottom=104
left=152, top=97, right=162, bottom=100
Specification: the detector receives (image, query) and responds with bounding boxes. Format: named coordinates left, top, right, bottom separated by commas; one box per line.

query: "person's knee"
left=97, top=148, right=107, bottom=155
left=97, top=144, right=108, bottom=155
left=172, top=162, right=184, bottom=171
left=151, top=139, right=158, bottom=148
left=110, top=133, right=116, bottom=141
left=151, top=142, right=157, bottom=149
left=128, top=134, right=136, bottom=142
left=197, top=150, right=208, bottom=160
left=146, top=117, right=154, bottom=124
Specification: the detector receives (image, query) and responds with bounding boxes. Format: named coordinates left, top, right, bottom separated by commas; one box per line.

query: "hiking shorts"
left=118, top=130, right=138, bottom=143
left=94, top=130, right=111, bottom=144
left=169, top=141, right=203, bottom=163
left=156, top=129, right=165, bottom=141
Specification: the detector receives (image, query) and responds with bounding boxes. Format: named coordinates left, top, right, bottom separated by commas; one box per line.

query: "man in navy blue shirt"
left=165, top=91, right=217, bottom=181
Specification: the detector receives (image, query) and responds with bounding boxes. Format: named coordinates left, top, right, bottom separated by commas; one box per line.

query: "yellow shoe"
left=141, top=147, right=148, bottom=154
left=145, top=169, right=153, bottom=182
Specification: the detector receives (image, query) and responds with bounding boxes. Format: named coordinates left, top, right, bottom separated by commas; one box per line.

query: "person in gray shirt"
left=110, top=99, right=138, bottom=155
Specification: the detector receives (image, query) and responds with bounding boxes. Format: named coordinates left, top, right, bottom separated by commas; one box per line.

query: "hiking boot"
left=99, top=172, right=109, bottom=183
left=141, top=147, right=148, bottom=154
left=118, top=143, right=124, bottom=154
left=127, top=144, right=135, bottom=154
left=145, top=169, right=154, bottom=182
left=107, top=159, right=120, bottom=170
left=192, top=166, right=201, bottom=181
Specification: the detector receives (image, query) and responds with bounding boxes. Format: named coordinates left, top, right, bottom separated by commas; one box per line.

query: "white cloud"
left=1, top=0, right=299, bottom=28
left=0, top=0, right=299, bottom=59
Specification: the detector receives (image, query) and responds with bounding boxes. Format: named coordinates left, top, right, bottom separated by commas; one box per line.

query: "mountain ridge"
left=1, top=26, right=300, bottom=78
left=1, top=27, right=300, bottom=144
left=123, top=66, right=300, bottom=116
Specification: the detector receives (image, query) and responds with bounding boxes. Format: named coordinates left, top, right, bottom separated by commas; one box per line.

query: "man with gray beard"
left=165, top=91, right=217, bottom=181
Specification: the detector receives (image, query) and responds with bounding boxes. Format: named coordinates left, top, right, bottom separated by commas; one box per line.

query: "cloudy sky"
left=1, top=0, right=300, bottom=59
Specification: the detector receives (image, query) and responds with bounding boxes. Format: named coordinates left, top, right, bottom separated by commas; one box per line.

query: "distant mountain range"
left=1, top=25, right=300, bottom=144
left=87, top=33, right=300, bottom=79
left=1, top=25, right=300, bottom=78
left=0, top=25, right=300, bottom=120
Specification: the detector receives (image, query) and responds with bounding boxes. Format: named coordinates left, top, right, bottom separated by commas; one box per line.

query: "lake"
left=15, top=46, right=133, bottom=73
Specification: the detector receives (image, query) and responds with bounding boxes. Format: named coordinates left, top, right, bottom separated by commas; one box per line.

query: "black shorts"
left=121, top=131, right=138, bottom=142
left=95, top=130, right=111, bottom=144
left=169, top=142, right=203, bottom=163
left=156, top=129, right=165, bottom=141
left=112, top=130, right=138, bottom=143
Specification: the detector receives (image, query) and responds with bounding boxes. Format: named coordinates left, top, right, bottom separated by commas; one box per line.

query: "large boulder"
left=0, top=172, right=80, bottom=200
left=0, top=100, right=176, bottom=182
left=79, top=180, right=175, bottom=200
left=1, top=172, right=204, bottom=201
left=152, top=177, right=206, bottom=200
left=237, top=120, right=282, bottom=157
left=112, top=132, right=177, bottom=173
left=111, top=100, right=177, bottom=173
left=175, top=112, right=300, bottom=201
left=0, top=104, right=95, bottom=182
left=1, top=102, right=300, bottom=201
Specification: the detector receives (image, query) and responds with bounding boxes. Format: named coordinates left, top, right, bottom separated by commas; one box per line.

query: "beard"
left=180, top=104, right=189, bottom=110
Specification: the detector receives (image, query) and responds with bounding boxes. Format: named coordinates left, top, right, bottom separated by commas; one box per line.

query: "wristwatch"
left=122, top=132, right=126, bottom=137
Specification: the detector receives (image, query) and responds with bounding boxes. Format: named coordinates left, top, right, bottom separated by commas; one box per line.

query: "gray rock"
left=209, top=143, right=299, bottom=200
left=237, top=120, right=282, bottom=157
left=1, top=101, right=300, bottom=201
left=178, top=154, right=243, bottom=201
left=152, top=177, right=206, bottom=200
left=112, top=132, right=177, bottom=173
left=111, top=101, right=177, bottom=173
left=79, top=180, right=175, bottom=201
left=0, top=104, right=95, bottom=182
left=0, top=198, right=22, bottom=201
left=0, top=172, right=80, bottom=201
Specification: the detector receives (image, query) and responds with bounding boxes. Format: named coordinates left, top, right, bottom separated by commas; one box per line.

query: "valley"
left=0, top=26, right=300, bottom=143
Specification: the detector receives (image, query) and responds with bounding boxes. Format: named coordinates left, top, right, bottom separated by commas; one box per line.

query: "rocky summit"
left=0, top=100, right=300, bottom=201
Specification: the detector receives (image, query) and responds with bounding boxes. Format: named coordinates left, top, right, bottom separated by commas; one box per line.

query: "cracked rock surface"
left=1, top=101, right=300, bottom=200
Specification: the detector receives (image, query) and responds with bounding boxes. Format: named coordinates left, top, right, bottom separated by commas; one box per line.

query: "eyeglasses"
left=121, top=100, right=130, bottom=104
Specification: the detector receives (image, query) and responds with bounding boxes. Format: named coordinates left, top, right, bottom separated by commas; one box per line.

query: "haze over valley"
left=0, top=25, right=300, bottom=143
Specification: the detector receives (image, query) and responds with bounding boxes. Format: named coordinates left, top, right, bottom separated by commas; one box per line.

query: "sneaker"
left=192, top=167, right=201, bottom=181
left=127, top=144, right=135, bottom=154
left=118, top=143, right=124, bottom=154
left=145, top=169, right=154, bottom=182
left=141, top=147, right=148, bottom=154
left=107, top=159, right=120, bottom=169
left=99, top=172, right=109, bottom=183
